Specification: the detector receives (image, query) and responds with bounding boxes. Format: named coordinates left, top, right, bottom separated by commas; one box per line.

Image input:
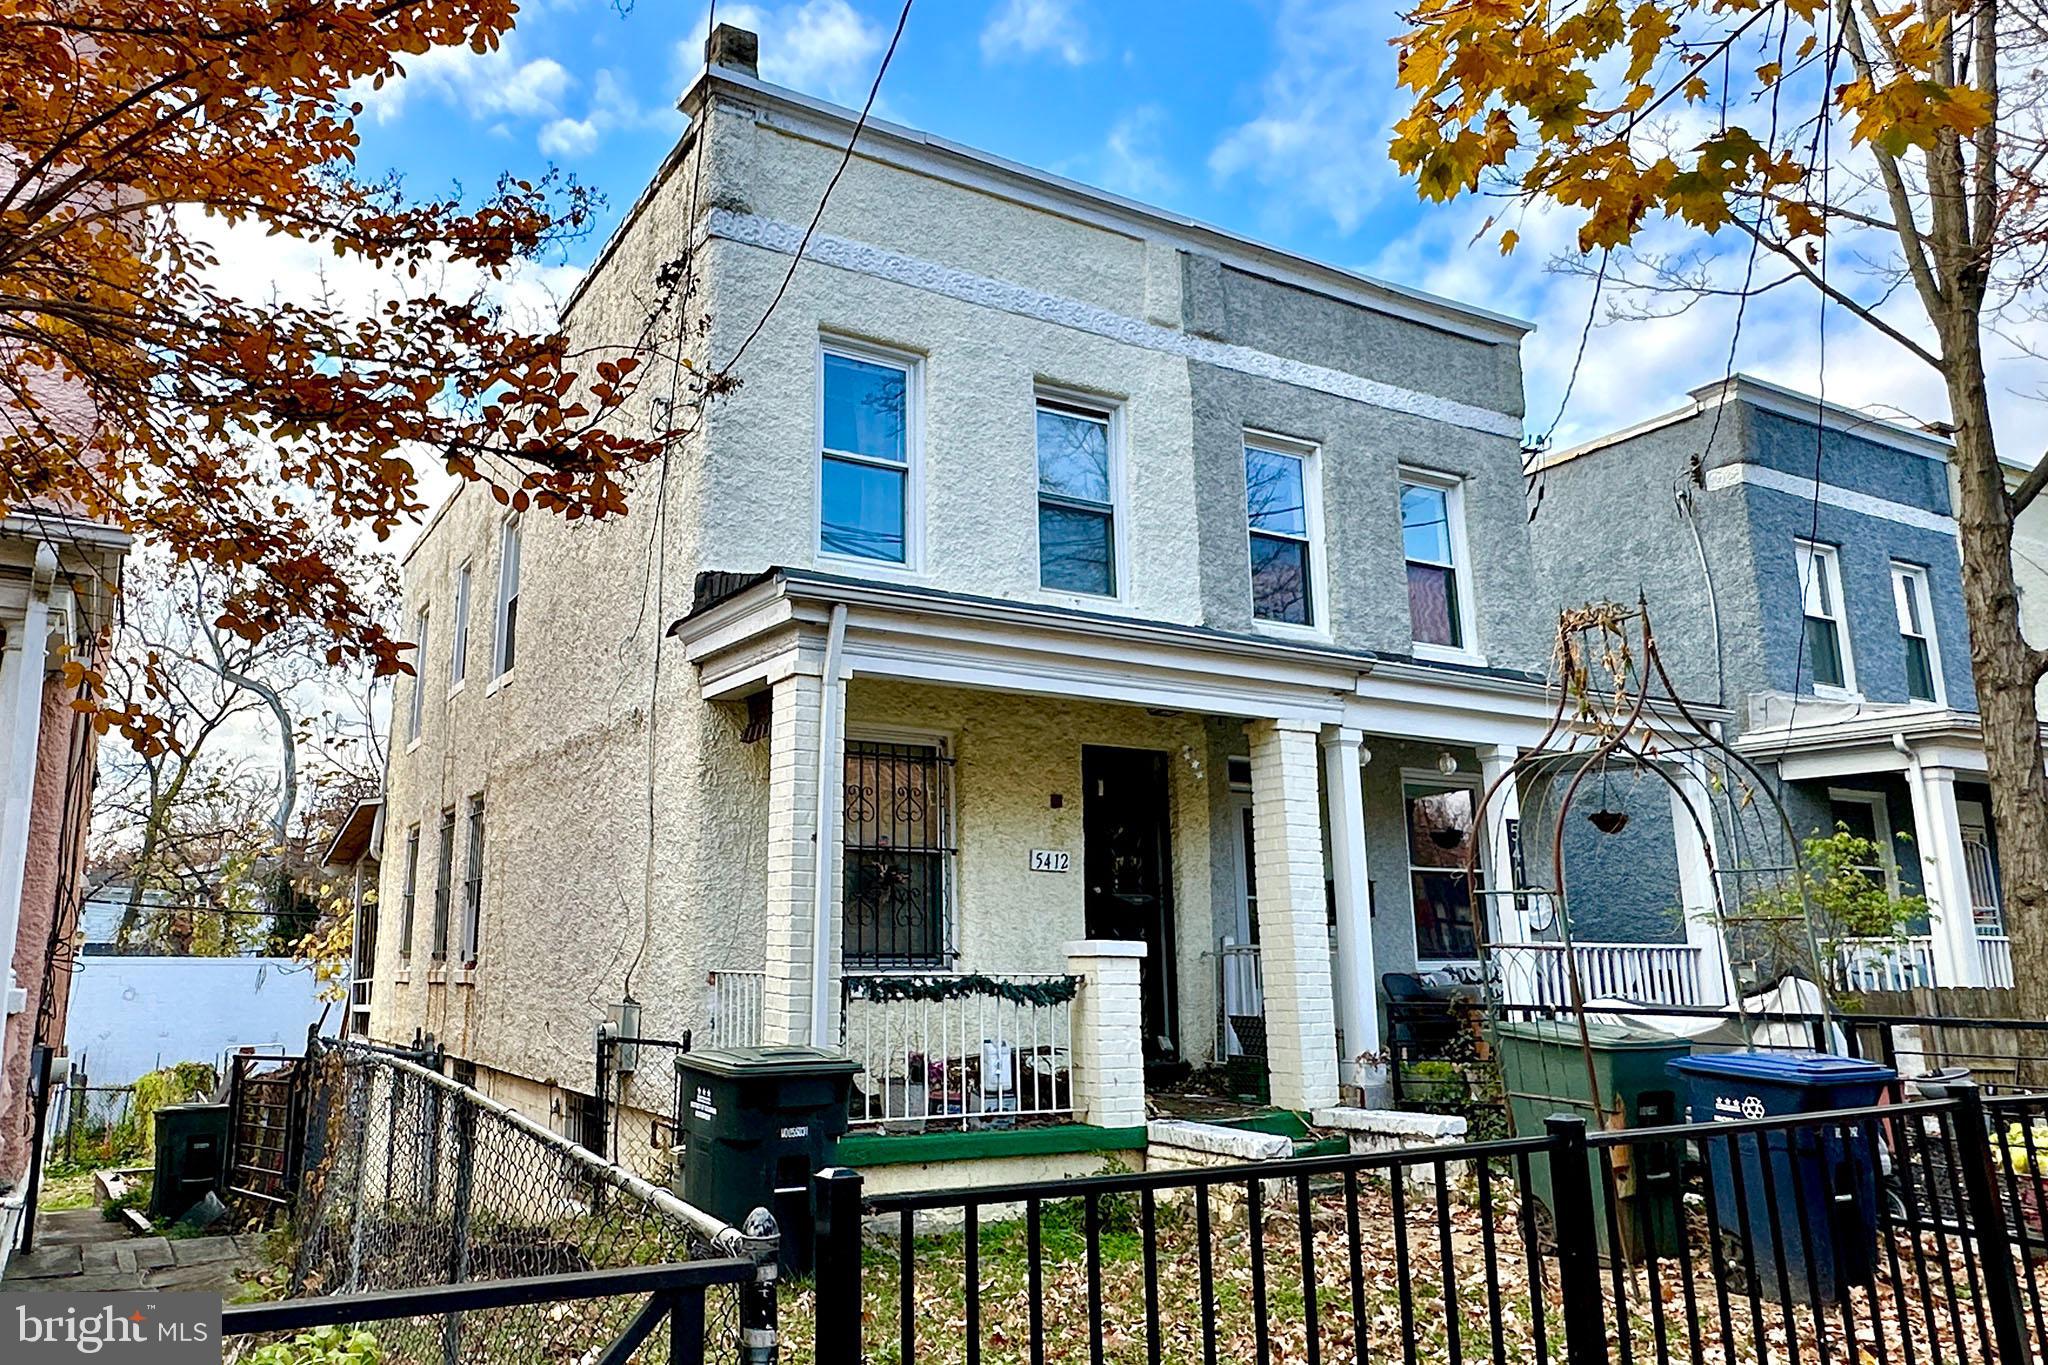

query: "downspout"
left=0, top=544, right=59, bottom=1034
left=810, top=604, right=849, bottom=1048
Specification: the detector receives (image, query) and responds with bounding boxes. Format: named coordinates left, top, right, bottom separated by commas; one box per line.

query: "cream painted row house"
left=365, top=28, right=1733, bottom=1180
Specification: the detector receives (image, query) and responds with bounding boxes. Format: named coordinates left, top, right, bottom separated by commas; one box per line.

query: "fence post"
left=1545, top=1115, right=1610, bottom=1365
left=438, top=1093, right=476, bottom=1365
left=736, top=1205, right=781, bottom=1365
left=1946, top=1082, right=2030, bottom=1365
left=812, top=1167, right=864, bottom=1362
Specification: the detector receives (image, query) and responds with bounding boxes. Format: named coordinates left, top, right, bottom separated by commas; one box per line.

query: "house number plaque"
left=1028, top=849, right=1071, bottom=873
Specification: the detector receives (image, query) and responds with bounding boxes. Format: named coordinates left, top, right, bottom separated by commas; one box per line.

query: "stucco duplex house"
left=367, top=26, right=1731, bottom=1180
left=1533, top=375, right=2027, bottom=993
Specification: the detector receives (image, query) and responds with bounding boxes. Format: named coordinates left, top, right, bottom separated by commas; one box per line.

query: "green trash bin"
left=149, top=1102, right=229, bottom=1222
left=675, top=1046, right=861, bottom=1273
left=1495, top=1017, right=1689, bottom=1261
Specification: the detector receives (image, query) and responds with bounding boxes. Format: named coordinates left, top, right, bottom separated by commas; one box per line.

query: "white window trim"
left=448, top=560, right=472, bottom=695
left=1242, top=428, right=1329, bottom=639
left=1402, top=767, right=1486, bottom=967
left=406, top=605, right=429, bottom=751
left=1030, top=385, right=1128, bottom=605
left=491, top=514, right=522, bottom=685
left=1400, top=467, right=1483, bottom=666
left=1827, top=787, right=1902, bottom=899
left=816, top=335, right=925, bottom=575
left=1794, top=538, right=1859, bottom=700
left=843, top=724, right=958, bottom=973
left=1889, top=560, right=1944, bottom=706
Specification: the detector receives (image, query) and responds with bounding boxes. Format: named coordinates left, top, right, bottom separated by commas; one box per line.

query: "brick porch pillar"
left=762, top=667, right=846, bottom=1045
left=1065, top=940, right=1147, bottom=1129
left=1247, top=718, right=1341, bottom=1112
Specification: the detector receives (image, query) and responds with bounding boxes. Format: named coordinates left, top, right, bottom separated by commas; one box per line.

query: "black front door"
left=1082, top=746, right=1178, bottom=1062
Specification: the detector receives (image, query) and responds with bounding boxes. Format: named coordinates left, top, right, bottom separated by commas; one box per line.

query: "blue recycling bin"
left=1668, top=1052, right=1896, bottom=1305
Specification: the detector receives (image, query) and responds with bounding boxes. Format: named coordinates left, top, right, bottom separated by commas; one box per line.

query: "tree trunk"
left=1941, top=327, right=2048, bottom=1017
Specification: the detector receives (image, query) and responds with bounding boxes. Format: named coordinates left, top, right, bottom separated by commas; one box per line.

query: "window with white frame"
left=1891, top=561, right=1940, bottom=703
left=1036, top=396, right=1118, bottom=596
left=842, top=737, right=954, bottom=968
left=1401, top=473, right=1471, bottom=652
left=460, top=794, right=484, bottom=964
left=407, top=607, right=428, bottom=743
left=449, top=562, right=472, bottom=688
left=1406, top=780, right=1482, bottom=960
left=430, top=806, right=455, bottom=959
left=1244, top=437, right=1318, bottom=626
left=1794, top=539, right=1854, bottom=693
left=398, top=825, right=420, bottom=956
left=819, top=342, right=916, bottom=564
left=494, top=517, right=521, bottom=680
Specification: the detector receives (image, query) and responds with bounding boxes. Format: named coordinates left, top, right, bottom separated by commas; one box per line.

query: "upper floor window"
left=494, top=517, right=522, bottom=680
left=1244, top=436, right=1319, bottom=626
left=1794, top=539, right=1855, bottom=695
left=450, top=562, right=472, bottom=689
left=406, top=607, right=428, bottom=744
left=1401, top=472, right=1472, bottom=654
left=1891, top=561, right=1941, bottom=703
left=819, top=342, right=917, bottom=565
left=1036, top=397, right=1118, bottom=596
left=460, top=794, right=485, bottom=964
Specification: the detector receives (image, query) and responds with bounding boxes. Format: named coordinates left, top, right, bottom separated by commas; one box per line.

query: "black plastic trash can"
left=149, top=1102, right=229, bottom=1222
left=675, top=1046, right=861, bottom=1273
left=1668, top=1051, right=1896, bottom=1304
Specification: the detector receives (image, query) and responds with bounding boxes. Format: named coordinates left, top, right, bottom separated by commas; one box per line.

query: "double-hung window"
left=430, top=807, right=456, bottom=959
left=450, top=563, right=472, bottom=689
left=1401, top=473, right=1471, bottom=653
left=1794, top=539, right=1855, bottom=694
left=1891, top=561, right=1941, bottom=703
left=1407, top=781, right=1482, bottom=960
left=398, top=826, right=420, bottom=956
left=1244, top=437, right=1318, bottom=626
left=494, top=517, right=521, bottom=680
left=1036, top=397, right=1117, bottom=596
left=407, top=607, right=428, bottom=744
left=842, top=738, right=954, bottom=968
left=460, top=794, right=485, bottom=964
left=819, top=342, right=916, bottom=565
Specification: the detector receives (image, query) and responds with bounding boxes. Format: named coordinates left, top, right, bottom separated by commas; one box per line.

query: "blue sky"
left=326, top=0, right=2036, bottom=457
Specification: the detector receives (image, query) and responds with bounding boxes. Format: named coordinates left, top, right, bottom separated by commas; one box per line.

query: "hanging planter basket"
left=1587, top=809, right=1630, bottom=835
left=1428, top=828, right=1467, bottom=851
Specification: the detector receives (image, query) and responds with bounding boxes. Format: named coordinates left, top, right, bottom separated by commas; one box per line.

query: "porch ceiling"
left=1734, top=704, right=2019, bottom=781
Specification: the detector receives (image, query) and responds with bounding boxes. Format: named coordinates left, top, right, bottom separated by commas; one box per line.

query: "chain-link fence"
left=277, top=1040, right=771, bottom=1363
left=50, top=1082, right=141, bottom=1166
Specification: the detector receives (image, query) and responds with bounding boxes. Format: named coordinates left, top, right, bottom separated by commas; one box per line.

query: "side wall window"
left=461, top=794, right=485, bottom=964
left=398, top=826, right=420, bottom=956
left=431, top=806, right=456, bottom=958
left=494, top=517, right=522, bottom=679
left=407, top=607, right=428, bottom=743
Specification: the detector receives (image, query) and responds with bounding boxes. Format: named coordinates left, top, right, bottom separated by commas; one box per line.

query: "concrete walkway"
left=1, top=1208, right=269, bottom=1294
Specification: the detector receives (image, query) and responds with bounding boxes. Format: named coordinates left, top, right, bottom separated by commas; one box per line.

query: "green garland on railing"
left=843, top=973, right=1080, bottom=1006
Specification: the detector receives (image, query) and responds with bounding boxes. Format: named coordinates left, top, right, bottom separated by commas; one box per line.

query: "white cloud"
left=355, top=39, right=574, bottom=126
left=980, top=0, right=1091, bottom=66
left=537, top=70, right=670, bottom=161
left=1096, top=106, right=1176, bottom=200
left=1208, top=1, right=1409, bottom=234
left=690, top=1, right=887, bottom=104
left=540, top=116, right=600, bottom=158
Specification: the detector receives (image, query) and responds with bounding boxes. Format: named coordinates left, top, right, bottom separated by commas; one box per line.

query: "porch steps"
left=1185, top=1110, right=1347, bottom=1159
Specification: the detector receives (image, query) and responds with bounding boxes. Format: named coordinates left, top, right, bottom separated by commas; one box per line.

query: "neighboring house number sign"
left=1029, top=849, right=1071, bottom=873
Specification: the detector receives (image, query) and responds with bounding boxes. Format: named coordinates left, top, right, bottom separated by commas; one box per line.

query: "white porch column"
left=1908, top=760, right=1984, bottom=987
left=1247, top=718, right=1341, bottom=1112
left=1066, top=940, right=1147, bottom=1129
left=1670, top=760, right=1736, bottom=1007
left=1476, top=745, right=1525, bottom=945
left=1320, top=727, right=1378, bottom=1095
left=761, top=664, right=848, bottom=1045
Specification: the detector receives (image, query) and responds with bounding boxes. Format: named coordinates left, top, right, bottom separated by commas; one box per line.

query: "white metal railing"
left=841, top=973, right=1075, bottom=1128
left=706, top=970, right=765, bottom=1049
left=1834, top=936, right=1938, bottom=992
left=1216, top=941, right=1263, bottom=1059
left=1493, top=941, right=1706, bottom=1007
left=1980, top=934, right=2015, bottom=988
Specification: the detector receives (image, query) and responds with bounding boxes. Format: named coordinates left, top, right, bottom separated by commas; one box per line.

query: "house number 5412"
left=1029, top=849, right=1071, bottom=873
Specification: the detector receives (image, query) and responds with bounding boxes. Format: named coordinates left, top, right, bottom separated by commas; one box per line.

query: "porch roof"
left=670, top=568, right=1730, bottom=746
left=1733, top=697, right=2037, bottom=779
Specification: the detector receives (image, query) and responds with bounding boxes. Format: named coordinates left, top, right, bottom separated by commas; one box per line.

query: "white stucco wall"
left=63, top=955, right=329, bottom=1086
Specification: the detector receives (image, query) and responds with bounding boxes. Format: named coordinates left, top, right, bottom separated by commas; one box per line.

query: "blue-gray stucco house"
left=1530, top=374, right=2018, bottom=992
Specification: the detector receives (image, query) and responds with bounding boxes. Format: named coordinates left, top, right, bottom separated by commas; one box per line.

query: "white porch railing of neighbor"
left=706, top=969, right=765, bottom=1049
left=1216, top=941, right=1264, bottom=1059
left=1494, top=941, right=1707, bottom=1007
left=1834, top=936, right=1939, bottom=993
left=1980, top=934, right=2016, bottom=988
left=841, top=973, right=1076, bottom=1128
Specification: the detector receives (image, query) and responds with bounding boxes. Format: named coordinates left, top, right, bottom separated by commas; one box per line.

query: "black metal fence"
left=805, top=1081, right=2043, bottom=1365
left=595, top=1031, right=693, bottom=1186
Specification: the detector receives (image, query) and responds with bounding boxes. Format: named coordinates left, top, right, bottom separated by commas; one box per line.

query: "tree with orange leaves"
left=0, top=0, right=718, bottom=751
